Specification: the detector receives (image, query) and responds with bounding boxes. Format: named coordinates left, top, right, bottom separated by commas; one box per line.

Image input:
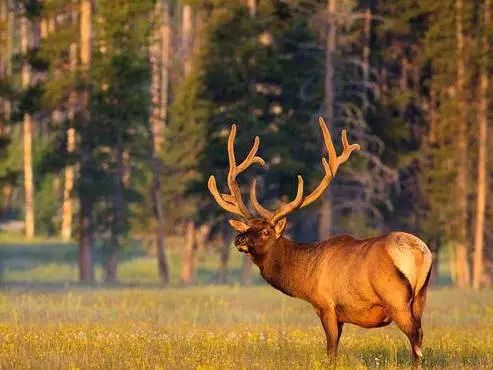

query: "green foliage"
left=167, top=0, right=323, bottom=231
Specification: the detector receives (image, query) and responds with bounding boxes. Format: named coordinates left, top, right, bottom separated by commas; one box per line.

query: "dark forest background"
left=0, top=0, right=492, bottom=289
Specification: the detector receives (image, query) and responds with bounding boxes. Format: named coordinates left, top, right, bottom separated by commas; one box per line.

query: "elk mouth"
left=236, top=244, right=251, bottom=253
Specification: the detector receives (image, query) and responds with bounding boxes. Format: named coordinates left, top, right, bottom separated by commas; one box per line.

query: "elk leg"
left=318, top=308, right=343, bottom=358
left=391, top=308, right=422, bottom=363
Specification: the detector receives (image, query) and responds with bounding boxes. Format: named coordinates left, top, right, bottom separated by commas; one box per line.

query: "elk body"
left=208, top=118, right=433, bottom=363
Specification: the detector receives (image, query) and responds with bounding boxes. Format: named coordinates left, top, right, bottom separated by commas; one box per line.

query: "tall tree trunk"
left=472, top=0, right=490, bottom=290
left=242, top=256, right=253, bottom=286
left=61, top=43, right=78, bottom=242
left=217, top=230, right=232, bottom=284
left=79, top=0, right=94, bottom=282
left=247, top=0, right=256, bottom=17
left=0, top=0, right=6, bottom=115
left=104, top=146, right=125, bottom=283
left=362, top=7, right=371, bottom=115
left=319, top=0, right=336, bottom=239
left=20, top=15, right=35, bottom=239
left=181, top=3, right=193, bottom=75
left=181, top=221, right=196, bottom=285
left=150, top=0, right=170, bottom=285
left=454, top=0, right=470, bottom=288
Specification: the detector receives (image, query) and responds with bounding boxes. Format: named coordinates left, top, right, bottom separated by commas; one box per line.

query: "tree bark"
left=79, top=0, right=94, bottom=282
left=20, top=15, right=35, bottom=240
left=472, top=0, right=490, bottom=290
left=319, top=0, right=336, bottom=239
left=362, top=7, right=371, bottom=115
left=150, top=0, right=170, bottom=285
left=217, top=230, right=232, bottom=284
left=61, top=43, right=78, bottom=242
left=242, top=255, right=253, bottom=286
left=104, top=146, right=125, bottom=283
left=181, top=4, right=193, bottom=76
left=454, top=0, right=470, bottom=288
left=181, top=221, right=196, bottom=285
left=247, top=0, right=256, bottom=17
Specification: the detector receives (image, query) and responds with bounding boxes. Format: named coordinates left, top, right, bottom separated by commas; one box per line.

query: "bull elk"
left=208, top=118, right=432, bottom=363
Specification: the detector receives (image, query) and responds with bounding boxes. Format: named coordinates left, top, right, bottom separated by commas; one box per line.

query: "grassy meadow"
left=0, top=240, right=493, bottom=369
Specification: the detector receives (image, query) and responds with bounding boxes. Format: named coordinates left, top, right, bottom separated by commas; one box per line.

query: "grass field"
left=1, top=240, right=492, bottom=369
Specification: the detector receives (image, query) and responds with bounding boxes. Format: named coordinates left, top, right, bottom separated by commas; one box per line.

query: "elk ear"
left=274, top=218, right=287, bottom=238
left=228, top=219, right=250, bottom=233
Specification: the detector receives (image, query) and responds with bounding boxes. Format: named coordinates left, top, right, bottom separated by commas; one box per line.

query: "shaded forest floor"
left=0, top=236, right=261, bottom=287
left=0, top=287, right=492, bottom=369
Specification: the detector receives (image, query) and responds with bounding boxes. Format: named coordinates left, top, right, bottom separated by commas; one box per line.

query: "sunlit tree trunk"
left=79, top=0, right=94, bottom=282
left=149, top=0, right=170, bottom=285
left=20, top=14, right=35, bottom=239
left=181, top=221, right=196, bottom=284
left=472, top=0, right=490, bottom=290
left=61, top=42, right=78, bottom=242
left=181, top=3, right=193, bottom=75
left=246, top=0, right=256, bottom=16
left=319, top=0, right=336, bottom=239
left=217, top=230, right=232, bottom=284
left=454, top=0, right=470, bottom=288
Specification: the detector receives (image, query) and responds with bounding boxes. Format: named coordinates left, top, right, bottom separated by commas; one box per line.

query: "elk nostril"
left=235, top=234, right=247, bottom=245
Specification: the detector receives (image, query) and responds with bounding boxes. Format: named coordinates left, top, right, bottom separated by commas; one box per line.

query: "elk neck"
left=252, top=237, right=326, bottom=300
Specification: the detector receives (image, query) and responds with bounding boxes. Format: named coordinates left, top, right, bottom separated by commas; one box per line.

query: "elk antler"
left=251, top=117, right=360, bottom=224
left=208, top=124, right=265, bottom=219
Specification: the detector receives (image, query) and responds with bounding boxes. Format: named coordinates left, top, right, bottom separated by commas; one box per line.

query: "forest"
left=0, top=0, right=492, bottom=290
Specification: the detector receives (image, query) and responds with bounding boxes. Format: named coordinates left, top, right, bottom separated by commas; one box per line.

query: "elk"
left=208, top=118, right=433, bottom=363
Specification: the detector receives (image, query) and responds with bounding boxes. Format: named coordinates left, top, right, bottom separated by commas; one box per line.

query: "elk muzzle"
left=234, top=233, right=250, bottom=253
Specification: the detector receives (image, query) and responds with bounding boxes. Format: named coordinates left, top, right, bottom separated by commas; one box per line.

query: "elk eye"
left=261, top=229, right=270, bottom=237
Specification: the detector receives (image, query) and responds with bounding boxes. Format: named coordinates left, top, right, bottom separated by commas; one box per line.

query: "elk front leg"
left=318, top=308, right=343, bottom=358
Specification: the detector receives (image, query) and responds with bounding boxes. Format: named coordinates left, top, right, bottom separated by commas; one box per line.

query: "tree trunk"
left=6, top=1, right=14, bottom=113
left=362, top=7, right=371, bottom=115
left=181, top=221, right=196, bottom=285
left=61, top=43, right=78, bottom=242
left=181, top=4, right=193, bottom=76
left=472, top=0, right=490, bottom=290
left=150, top=0, right=170, bottom=285
left=78, top=0, right=94, bottom=282
left=242, top=256, right=253, bottom=286
left=217, top=230, right=232, bottom=284
left=105, top=146, right=125, bottom=283
left=247, top=0, right=256, bottom=17
left=454, top=0, right=470, bottom=288
left=319, top=0, right=336, bottom=239
left=20, top=15, right=35, bottom=240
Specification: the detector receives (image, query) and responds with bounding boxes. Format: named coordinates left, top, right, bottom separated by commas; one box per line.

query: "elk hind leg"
left=411, top=267, right=432, bottom=355
left=391, top=307, right=423, bottom=362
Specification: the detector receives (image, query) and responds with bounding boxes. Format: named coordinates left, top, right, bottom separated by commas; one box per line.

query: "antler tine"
left=226, top=124, right=254, bottom=218
left=208, top=124, right=267, bottom=219
left=270, top=175, right=304, bottom=224
left=208, top=176, right=244, bottom=216
left=237, top=136, right=265, bottom=173
left=299, top=117, right=360, bottom=209
left=250, top=178, right=274, bottom=219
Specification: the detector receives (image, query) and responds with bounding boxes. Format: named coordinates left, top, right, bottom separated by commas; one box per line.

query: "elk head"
left=208, top=117, right=360, bottom=256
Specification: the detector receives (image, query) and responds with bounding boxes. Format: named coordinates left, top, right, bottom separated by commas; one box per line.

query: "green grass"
left=0, top=239, right=492, bottom=368
left=0, top=287, right=492, bottom=369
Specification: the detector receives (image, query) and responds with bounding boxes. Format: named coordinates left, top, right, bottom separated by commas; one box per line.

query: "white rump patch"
left=386, top=232, right=432, bottom=291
